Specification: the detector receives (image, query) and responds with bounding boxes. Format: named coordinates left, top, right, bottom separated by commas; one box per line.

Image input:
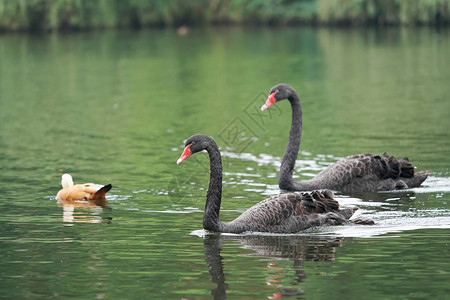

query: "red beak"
left=261, top=91, right=278, bottom=111
left=177, top=144, right=192, bottom=165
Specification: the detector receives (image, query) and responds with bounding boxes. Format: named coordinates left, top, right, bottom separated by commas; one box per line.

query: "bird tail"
left=380, top=153, right=415, bottom=179
left=398, top=157, right=414, bottom=178
left=301, top=190, right=340, bottom=214
left=90, top=184, right=112, bottom=199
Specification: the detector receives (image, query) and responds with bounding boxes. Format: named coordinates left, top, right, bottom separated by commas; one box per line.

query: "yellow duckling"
left=56, top=174, right=112, bottom=201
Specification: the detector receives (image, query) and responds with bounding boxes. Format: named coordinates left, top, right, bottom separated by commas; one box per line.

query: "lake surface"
left=0, top=27, right=449, bottom=299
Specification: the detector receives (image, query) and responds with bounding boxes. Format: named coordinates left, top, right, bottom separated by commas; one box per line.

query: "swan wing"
left=312, top=153, right=421, bottom=189
left=231, top=193, right=303, bottom=226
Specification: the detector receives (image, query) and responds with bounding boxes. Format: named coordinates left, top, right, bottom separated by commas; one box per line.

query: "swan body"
left=261, top=83, right=431, bottom=193
left=177, top=134, right=365, bottom=234
left=56, top=174, right=112, bottom=201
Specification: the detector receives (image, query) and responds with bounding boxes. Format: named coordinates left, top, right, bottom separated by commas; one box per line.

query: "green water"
left=0, top=27, right=449, bottom=299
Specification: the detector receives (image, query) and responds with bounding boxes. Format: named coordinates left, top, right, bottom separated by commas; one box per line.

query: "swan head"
left=61, top=173, right=74, bottom=188
left=177, top=134, right=215, bottom=164
left=261, top=83, right=297, bottom=111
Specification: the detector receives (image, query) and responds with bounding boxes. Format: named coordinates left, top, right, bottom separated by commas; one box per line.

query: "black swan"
left=261, top=83, right=431, bottom=193
left=176, top=134, right=369, bottom=234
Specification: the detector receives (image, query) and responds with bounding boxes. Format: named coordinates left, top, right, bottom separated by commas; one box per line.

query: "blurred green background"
left=1, top=0, right=449, bottom=32
left=1, top=1, right=450, bottom=299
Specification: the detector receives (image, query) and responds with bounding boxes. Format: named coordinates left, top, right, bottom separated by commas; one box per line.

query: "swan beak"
left=261, top=92, right=276, bottom=111
left=177, top=144, right=192, bottom=165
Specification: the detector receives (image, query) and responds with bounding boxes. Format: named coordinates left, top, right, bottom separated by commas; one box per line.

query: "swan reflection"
left=202, top=234, right=349, bottom=299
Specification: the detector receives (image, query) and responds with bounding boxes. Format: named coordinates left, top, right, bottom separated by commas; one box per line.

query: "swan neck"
left=279, top=94, right=302, bottom=189
left=204, top=143, right=223, bottom=231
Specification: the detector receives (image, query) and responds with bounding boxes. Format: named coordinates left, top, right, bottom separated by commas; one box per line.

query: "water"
left=0, top=27, right=449, bottom=299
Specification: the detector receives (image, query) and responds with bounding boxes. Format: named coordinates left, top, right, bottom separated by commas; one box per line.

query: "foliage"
left=316, top=0, right=450, bottom=25
left=0, top=0, right=448, bottom=31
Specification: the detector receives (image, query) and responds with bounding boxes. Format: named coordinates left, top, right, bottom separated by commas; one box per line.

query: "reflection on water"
left=57, top=198, right=112, bottom=224
left=202, top=234, right=347, bottom=300
left=203, top=235, right=228, bottom=300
